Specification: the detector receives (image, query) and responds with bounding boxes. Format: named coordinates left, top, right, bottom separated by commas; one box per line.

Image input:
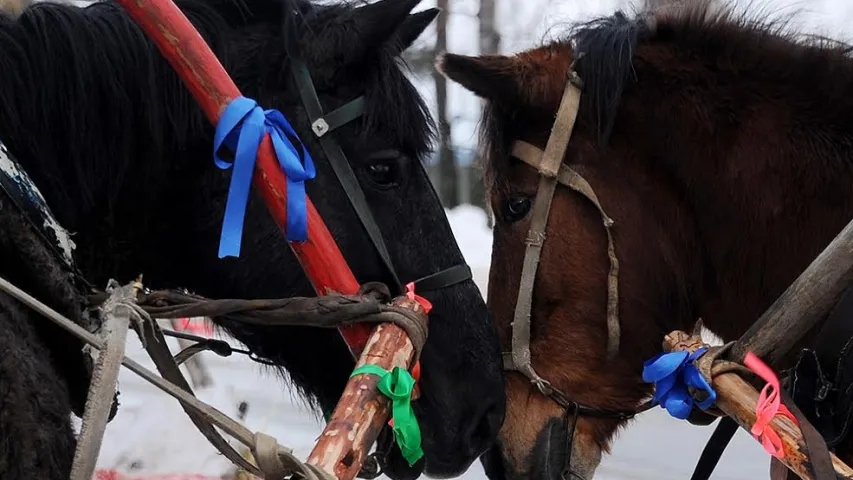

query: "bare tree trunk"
left=467, top=0, right=501, bottom=211
left=0, top=0, right=29, bottom=15
left=479, top=0, right=500, bottom=56
left=433, top=0, right=458, bottom=208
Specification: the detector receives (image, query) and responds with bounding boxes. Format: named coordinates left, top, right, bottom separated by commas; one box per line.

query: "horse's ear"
left=343, top=0, right=424, bottom=56
left=389, top=8, right=440, bottom=55
left=437, top=53, right=523, bottom=105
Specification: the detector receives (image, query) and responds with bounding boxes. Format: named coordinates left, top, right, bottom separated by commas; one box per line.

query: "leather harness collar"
left=501, top=70, right=649, bottom=479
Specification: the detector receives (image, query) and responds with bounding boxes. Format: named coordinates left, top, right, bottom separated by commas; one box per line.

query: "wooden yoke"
left=115, top=1, right=424, bottom=478
left=662, top=330, right=853, bottom=479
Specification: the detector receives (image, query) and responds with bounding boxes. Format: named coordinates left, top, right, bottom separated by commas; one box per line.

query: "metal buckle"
left=312, top=118, right=330, bottom=137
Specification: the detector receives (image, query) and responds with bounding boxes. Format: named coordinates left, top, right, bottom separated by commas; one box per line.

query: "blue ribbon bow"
left=642, top=347, right=717, bottom=420
left=213, top=96, right=316, bottom=258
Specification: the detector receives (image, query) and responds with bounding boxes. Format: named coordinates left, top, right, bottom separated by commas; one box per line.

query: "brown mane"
left=474, top=2, right=853, bottom=196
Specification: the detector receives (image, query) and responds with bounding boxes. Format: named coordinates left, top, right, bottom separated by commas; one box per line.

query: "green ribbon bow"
left=350, top=364, right=423, bottom=466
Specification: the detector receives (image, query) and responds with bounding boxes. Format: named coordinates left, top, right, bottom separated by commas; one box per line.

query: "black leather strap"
left=292, top=59, right=404, bottom=293
left=290, top=59, right=474, bottom=299
left=318, top=97, right=367, bottom=136
left=690, top=417, right=738, bottom=480
left=412, top=264, right=472, bottom=293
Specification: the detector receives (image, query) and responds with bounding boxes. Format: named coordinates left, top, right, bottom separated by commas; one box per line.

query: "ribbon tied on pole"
left=213, top=96, right=316, bottom=258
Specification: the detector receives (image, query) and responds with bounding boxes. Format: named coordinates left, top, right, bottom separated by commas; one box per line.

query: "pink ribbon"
left=175, top=317, right=213, bottom=337
left=405, top=282, right=432, bottom=314
left=744, top=351, right=798, bottom=458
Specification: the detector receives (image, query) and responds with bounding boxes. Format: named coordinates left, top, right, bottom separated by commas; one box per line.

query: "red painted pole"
left=115, top=0, right=376, bottom=354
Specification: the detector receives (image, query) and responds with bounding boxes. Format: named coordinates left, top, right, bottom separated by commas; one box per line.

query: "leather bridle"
left=501, top=69, right=650, bottom=479
left=290, top=58, right=472, bottom=296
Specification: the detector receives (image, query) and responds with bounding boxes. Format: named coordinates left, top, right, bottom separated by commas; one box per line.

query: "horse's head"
left=439, top=10, right=707, bottom=480
left=197, top=0, right=506, bottom=475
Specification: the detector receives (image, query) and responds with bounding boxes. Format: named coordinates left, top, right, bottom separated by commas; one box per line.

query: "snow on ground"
left=95, top=205, right=772, bottom=480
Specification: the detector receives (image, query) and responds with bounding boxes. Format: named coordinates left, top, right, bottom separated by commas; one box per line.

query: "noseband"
left=501, top=69, right=649, bottom=479
left=290, top=59, right=472, bottom=296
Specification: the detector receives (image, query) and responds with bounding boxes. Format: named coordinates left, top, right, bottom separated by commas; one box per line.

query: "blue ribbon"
left=642, top=347, right=717, bottom=420
left=213, top=96, right=316, bottom=258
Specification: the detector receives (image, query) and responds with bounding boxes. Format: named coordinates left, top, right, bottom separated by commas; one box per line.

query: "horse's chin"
left=532, top=417, right=602, bottom=480
left=491, top=417, right=603, bottom=480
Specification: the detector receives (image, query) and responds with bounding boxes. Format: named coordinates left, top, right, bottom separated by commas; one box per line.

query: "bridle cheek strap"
left=503, top=79, right=622, bottom=400
left=511, top=141, right=621, bottom=362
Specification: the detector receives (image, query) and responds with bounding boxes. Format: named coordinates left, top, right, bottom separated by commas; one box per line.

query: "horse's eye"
left=502, top=196, right=532, bottom=223
left=366, top=162, right=399, bottom=188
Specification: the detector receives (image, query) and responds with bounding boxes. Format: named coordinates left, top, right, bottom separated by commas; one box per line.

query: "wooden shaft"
left=307, top=296, right=426, bottom=480
left=664, top=331, right=853, bottom=479
left=731, top=217, right=853, bottom=367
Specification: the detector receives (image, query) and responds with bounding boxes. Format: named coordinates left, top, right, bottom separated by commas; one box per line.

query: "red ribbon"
left=405, top=282, right=432, bottom=314
left=744, top=351, right=798, bottom=458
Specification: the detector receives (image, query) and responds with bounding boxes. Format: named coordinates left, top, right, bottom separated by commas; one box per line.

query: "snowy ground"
left=94, top=205, right=772, bottom=480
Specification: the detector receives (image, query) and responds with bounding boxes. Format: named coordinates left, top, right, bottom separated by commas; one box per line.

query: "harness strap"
left=292, top=59, right=403, bottom=294
left=506, top=81, right=582, bottom=394
left=689, top=417, right=739, bottom=480
left=140, top=321, right=263, bottom=475
left=313, top=97, right=367, bottom=137
left=411, top=264, right=472, bottom=292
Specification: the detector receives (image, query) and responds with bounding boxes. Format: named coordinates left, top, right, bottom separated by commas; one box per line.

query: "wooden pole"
left=307, top=295, right=426, bottom=480
left=663, top=330, right=853, bottom=479
left=730, top=217, right=853, bottom=366
left=113, top=1, right=426, bottom=478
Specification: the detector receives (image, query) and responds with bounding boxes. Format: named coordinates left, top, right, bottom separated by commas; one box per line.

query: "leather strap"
left=315, top=97, right=367, bottom=137
left=292, top=59, right=403, bottom=293
left=690, top=417, right=738, bottom=480
left=412, top=264, right=472, bottom=292
left=781, top=389, right=836, bottom=479
left=290, top=59, right=472, bottom=298
left=507, top=81, right=582, bottom=393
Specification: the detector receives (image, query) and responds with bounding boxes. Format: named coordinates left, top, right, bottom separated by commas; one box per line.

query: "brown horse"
left=439, top=2, right=853, bottom=479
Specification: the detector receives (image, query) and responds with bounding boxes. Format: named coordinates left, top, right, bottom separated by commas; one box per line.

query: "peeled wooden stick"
left=307, top=296, right=427, bottom=480
left=663, top=330, right=853, bottom=480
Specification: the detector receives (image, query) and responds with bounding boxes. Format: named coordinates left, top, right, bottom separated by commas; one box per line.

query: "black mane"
left=0, top=0, right=433, bottom=228
left=570, top=11, right=645, bottom=144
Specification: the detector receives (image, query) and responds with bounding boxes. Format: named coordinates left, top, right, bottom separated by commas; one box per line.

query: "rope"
left=86, top=281, right=428, bottom=359
left=0, top=274, right=427, bottom=480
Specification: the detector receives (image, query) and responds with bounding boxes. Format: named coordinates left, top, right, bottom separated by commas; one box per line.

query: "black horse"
left=0, top=0, right=505, bottom=478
